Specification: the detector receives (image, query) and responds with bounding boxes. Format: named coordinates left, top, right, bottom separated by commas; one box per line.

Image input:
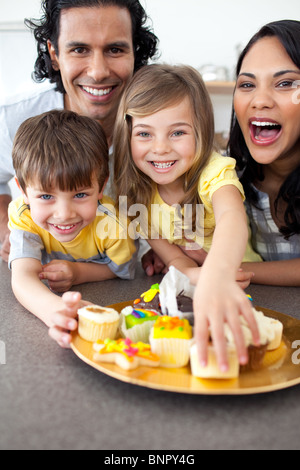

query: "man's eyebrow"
left=65, top=40, right=132, bottom=49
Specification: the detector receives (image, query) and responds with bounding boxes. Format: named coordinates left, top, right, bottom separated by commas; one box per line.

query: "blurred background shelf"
left=205, top=81, right=236, bottom=95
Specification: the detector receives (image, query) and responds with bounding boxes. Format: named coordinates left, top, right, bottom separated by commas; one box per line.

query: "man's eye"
left=73, top=47, right=87, bottom=54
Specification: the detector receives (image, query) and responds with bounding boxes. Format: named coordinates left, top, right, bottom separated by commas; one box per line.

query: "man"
left=0, top=0, right=158, bottom=262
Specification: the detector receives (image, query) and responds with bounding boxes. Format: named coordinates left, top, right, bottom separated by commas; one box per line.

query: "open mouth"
left=249, top=120, right=282, bottom=145
left=50, top=223, right=80, bottom=234
left=151, top=161, right=176, bottom=169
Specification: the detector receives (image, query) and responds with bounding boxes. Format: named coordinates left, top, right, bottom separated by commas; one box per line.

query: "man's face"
left=48, top=5, right=135, bottom=137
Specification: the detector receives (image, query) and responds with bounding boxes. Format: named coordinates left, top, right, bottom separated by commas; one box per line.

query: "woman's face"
left=234, top=36, right=300, bottom=167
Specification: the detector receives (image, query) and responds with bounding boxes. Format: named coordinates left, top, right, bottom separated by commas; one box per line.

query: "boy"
left=8, top=110, right=137, bottom=346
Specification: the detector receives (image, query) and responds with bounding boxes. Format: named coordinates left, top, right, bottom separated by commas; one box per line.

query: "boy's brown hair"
left=13, top=109, right=109, bottom=193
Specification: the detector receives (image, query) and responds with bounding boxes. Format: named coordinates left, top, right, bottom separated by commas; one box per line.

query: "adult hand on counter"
left=141, top=249, right=168, bottom=276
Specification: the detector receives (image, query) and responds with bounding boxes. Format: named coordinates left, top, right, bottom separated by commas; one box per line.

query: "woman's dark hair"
left=228, top=20, right=300, bottom=238
left=25, top=0, right=159, bottom=93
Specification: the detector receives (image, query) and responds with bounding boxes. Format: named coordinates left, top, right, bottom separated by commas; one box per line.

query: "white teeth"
left=54, top=225, right=75, bottom=230
left=82, top=86, right=112, bottom=96
left=251, top=121, right=280, bottom=127
left=152, top=162, right=175, bottom=169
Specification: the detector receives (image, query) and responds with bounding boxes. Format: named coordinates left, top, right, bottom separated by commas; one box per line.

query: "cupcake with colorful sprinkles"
left=150, top=316, right=193, bottom=368
left=93, top=337, right=160, bottom=370
left=120, top=306, right=160, bottom=343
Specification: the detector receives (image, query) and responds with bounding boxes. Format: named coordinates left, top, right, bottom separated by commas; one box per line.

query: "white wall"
left=1, top=0, right=299, bottom=131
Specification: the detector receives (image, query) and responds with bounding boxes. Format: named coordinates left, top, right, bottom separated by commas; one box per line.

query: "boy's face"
left=22, top=176, right=103, bottom=243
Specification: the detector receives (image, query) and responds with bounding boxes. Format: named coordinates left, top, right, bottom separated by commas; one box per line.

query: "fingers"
left=40, top=263, right=74, bottom=292
left=48, top=314, right=78, bottom=348
left=141, top=249, right=166, bottom=276
left=0, top=235, right=10, bottom=263
left=194, top=294, right=259, bottom=371
left=194, top=314, right=209, bottom=368
left=48, top=292, right=82, bottom=348
left=236, top=269, right=254, bottom=290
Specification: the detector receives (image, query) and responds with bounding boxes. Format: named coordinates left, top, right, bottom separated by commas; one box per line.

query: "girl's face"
left=130, top=97, right=196, bottom=190
left=234, top=36, right=300, bottom=167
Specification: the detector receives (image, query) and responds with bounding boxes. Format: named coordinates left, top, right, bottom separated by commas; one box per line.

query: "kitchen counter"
left=1, top=260, right=300, bottom=450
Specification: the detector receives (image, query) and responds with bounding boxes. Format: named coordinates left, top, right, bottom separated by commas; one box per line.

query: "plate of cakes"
left=71, top=267, right=300, bottom=395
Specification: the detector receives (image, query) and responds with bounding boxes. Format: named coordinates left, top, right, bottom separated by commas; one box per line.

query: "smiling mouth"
left=50, top=223, right=80, bottom=233
left=151, top=161, right=176, bottom=169
left=53, top=224, right=76, bottom=230
left=250, top=120, right=282, bottom=144
left=81, top=86, right=113, bottom=97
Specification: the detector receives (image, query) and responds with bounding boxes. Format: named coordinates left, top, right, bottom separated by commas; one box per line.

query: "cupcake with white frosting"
left=78, top=305, right=120, bottom=342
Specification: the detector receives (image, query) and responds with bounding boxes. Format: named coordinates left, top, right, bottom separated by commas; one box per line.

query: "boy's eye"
left=40, top=194, right=52, bottom=200
left=75, top=193, right=87, bottom=199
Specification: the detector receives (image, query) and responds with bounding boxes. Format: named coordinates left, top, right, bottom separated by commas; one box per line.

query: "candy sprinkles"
left=131, top=308, right=158, bottom=319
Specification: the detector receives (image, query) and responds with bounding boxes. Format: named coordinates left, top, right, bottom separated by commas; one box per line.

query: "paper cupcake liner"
left=150, top=337, right=191, bottom=368
left=120, top=315, right=156, bottom=344
left=78, top=317, right=119, bottom=343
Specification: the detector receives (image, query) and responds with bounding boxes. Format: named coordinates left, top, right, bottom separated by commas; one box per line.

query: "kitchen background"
left=0, top=0, right=299, bottom=142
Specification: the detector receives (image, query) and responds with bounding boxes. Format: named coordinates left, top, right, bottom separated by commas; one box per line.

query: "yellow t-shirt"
left=145, top=152, right=262, bottom=262
left=8, top=195, right=138, bottom=279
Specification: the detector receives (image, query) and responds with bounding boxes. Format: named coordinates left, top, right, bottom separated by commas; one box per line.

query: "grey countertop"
left=1, top=260, right=300, bottom=450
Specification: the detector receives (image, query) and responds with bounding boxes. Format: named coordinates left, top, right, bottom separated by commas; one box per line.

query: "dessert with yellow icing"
left=78, top=305, right=120, bottom=343
left=93, top=337, right=160, bottom=370
left=120, top=306, right=160, bottom=343
left=149, top=316, right=193, bottom=368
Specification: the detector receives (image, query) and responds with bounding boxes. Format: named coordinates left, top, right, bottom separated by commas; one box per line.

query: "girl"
left=229, top=20, right=300, bottom=286
left=114, top=64, right=260, bottom=372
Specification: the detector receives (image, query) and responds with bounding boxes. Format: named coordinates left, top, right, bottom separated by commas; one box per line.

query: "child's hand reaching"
left=48, top=292, right=91, bottom=348
left=193, top=270, right=260, bottom=372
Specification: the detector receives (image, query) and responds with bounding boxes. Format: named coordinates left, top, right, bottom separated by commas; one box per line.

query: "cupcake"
left=190, top=342, right=239, bottom=379
left=78, top=305, right=120, bottom=342
left=93, top=337, right=160, bottom=370
left=120, top=306, right=160, bottom=343
left=225, top=307, right=283, bottom=371
left=149, top=316, right=193, bottom=368
left=133, top=283, right=161, bottom=313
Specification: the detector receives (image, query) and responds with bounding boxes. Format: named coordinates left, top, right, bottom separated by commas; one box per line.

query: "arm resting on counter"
left=242, top=258, right=300, bottom=286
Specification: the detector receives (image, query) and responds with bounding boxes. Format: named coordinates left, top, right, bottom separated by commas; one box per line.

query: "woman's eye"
left=277, top=80, right=294, bottom=88
left=238, top=82, right=255, bottom=90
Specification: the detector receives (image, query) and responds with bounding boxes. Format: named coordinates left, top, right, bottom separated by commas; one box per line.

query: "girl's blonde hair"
left=114, top=63, right=215, bottom=211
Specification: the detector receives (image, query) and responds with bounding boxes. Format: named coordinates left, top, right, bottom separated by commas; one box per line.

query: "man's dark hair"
left=25, top=0, right=159, bottom=93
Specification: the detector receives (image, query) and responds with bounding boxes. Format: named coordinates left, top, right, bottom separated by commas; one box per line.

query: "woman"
left=228, top=20, right=300, bottom=286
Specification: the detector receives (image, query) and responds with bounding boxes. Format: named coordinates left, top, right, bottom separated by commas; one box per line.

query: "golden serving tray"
left=71, top=302, right=300, bottom=395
